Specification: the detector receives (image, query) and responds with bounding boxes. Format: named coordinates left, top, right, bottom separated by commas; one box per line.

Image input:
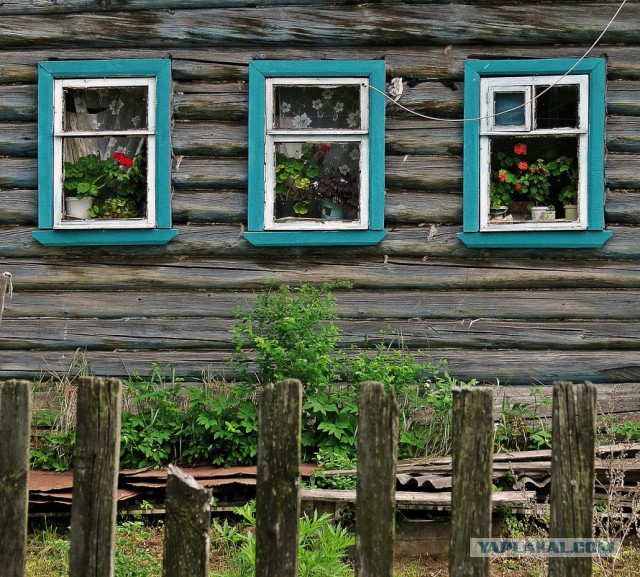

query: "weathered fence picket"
left=549, top=381, right=597, bottom=577
left=0, top=380, right=31, bottom=577
left=255, top=379, right=303, bottom=577
left=450, top=387, right=494, bottom=577
left=355, top=382, right=398, bottom=577
left=162, top=464, right=213, bottom=577
left=69, top=377, right=122, bottom=577
left=0, top=377, right=603, bottom=577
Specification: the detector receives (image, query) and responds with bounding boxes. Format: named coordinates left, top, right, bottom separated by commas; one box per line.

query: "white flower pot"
left=65, top=196, right=94, bottom=220
left=530, top=206, right=548, bottom=221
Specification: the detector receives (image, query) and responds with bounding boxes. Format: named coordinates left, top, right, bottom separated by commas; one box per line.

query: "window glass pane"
left=273, top=85, right=361, bottom=130
left=62, top=136, right=147, bottom=220
left=63, top=86, right=148, bottom=132
left=494, top=92, right=526, bottom=126
left=274, top=141, right=360, bottom=221
left=535, top=85, right=579, bottom=129
left=488, top=135, right=579, bottom=224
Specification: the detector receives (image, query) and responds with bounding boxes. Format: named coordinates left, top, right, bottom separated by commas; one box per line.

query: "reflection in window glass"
left=273, top=85, right=361, bottom=130
left=494, top=92, right=526, bottom=126
left=274, top=141, right=360, bottom=222
left=535, top=85, right=579, bottom=129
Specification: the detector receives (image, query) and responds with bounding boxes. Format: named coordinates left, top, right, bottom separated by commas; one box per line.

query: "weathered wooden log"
left=2, top=288, right=640, bottom=322
left=69, top=377, right=122, bottom=577
left=548, top=382, right=597, bottom=577
left=0, top=380, right=31, bottom=577
left=4, top=151, right=639, bottom=194
left=162, top=465, right=212, bottom=577
left=3, top=46, right=640, bottom=85
left=2, top=316, right=640, bottom=352
left=256, top=379, right=302, bottom=577
left=1, top=255, right=640, bottom=291
left=355, top=382, right=398, bottom=577
left=1, top=348, right=639, bottom=386
left=2, top=5, right=640, bottom=49
left=0, top=122, right=37, bottom=156
left=450, top=387, right=493, bottom=577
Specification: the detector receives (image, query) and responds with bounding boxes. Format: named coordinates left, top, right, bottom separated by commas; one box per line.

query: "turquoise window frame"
left=244, top=60, right=387, bottom=247
left=33, top=59, right=177, bottom=246
left=458, top=58, right=612, bottom=249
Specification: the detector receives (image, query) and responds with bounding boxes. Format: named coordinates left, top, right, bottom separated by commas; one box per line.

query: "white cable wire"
left=365, top=0, right=628, bottom=124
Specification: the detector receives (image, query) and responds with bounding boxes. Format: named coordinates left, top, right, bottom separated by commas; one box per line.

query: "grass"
left=24, top=518, right=640, bottom=577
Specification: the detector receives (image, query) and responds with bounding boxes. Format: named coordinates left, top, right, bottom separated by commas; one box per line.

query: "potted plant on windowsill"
left=63, top=152, right=146, bottom=220
left=313, top=168, right=359, bottom=220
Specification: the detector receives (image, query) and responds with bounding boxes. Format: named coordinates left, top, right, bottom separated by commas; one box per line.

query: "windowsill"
left=32, top=228, right=178, bottom=246
left=457, top=230, right=612, bottom=249
left=244, top=229, right=388, bottom=247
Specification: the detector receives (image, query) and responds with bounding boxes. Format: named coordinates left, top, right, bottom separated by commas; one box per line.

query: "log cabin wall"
left=0, top=1, right=639, bottom=417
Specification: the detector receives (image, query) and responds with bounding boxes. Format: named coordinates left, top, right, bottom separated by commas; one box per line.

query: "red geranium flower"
left=120, top=157, right=133, bottom=167
left=321, top=144, right=331, bottom=151
left=518, top=161, right=529, bottom=170
left=513, top=143, right=527, bottom=155
left=515, top=183, right=522, bottom=190
left=498, top=170, right=507, bottom=182
left=113, top=152, right=125, bottom=162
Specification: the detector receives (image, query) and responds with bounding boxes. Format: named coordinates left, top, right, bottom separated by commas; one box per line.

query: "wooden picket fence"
left=0, top=378, right=596, bottom=577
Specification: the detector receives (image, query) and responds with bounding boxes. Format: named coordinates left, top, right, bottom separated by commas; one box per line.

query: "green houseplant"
left=490, top=142, right=577, bottom=221
left=63, top=152, right=146, bottom=219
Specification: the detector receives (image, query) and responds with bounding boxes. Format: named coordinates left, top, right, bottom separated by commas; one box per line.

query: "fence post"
left=0, top=380, right=31, bottom=577
left=548, top=381, right=597, bottom=577
left=255, top=379, right=302, bottom=577
left=355, top=381, right=398, bottom=577
left=69, top=377, right=122, bottom=577
left=450, top=387, right=493, bottom=577
left=162, top=464, right=212, bottom=577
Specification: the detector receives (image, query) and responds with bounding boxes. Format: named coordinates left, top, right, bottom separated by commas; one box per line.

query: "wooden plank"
left=450, top=387, right=493, bottom=577
left=0, top=122, right=37, bottom=156
left=256, top=380, right=301, bottom=577
left=69, top=377, right=122, bottom=577
left=2, top=316, right=639, bottom=351
left=301, top=489, right=536, bottom=508
left=0, top=380, right=31, bottom=577
left=356, top=382, right=398, bottom=577
left=3, top=288, right=640, bottom=322
left=2, top=5, right=640, bottom=49
left=0, top=86, right=36, bottom=121
left=2, top=348, right=640, bottom=386
left=549, top=382, right=597, bottom=577
left=162, top=465, right=212, bottom=577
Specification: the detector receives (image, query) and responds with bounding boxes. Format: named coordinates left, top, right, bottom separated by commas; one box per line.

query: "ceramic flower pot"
left=65, top=196, right=94, bottom=220
left=563, top=204, right=578, bottom=220
left=530, top=206, right=549, bottom=221
left=542, top=209, right=556, bottom=221
left=320, top=199, right=344, bottom=220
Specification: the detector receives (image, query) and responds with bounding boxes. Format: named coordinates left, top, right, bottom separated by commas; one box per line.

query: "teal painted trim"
left=367, top=62, right=386, bottom=230
left=32, top=228, right=178, bottom=247
left=37, top=63, right=55, bottom=229
left=244, top=230, right=388, bottom=247
left=250, top=60, right=385, bottom=78
left=154, top=60, right=173, bottom=229
left=462, top=57, right=610, bottom=247
left=465, top=58, right=603, bottom=77
left=247, top=62, right=267, bottom=231
left=457, top=230, right=612, bottom=249
left=587, top=58, right=607, bottom=230
left=462, top=61, right=481, bottom=233
left=38, top=59, right=169, bottom=78
left=247, top=60, right=386, bottom=244
left=36, top=59, right=175, bottom=245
